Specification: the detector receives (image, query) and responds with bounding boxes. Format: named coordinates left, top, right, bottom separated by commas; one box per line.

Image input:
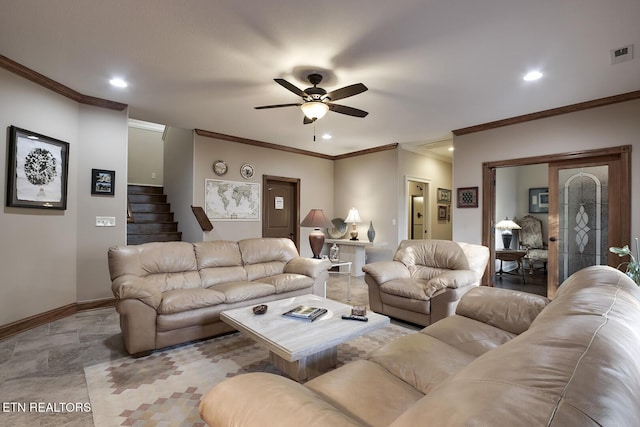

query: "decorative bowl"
left=252, top=304, right=268, bottom=315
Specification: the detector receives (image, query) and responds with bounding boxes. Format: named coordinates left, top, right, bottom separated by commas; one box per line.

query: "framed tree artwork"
left=6, top=126, right=69, bottom=210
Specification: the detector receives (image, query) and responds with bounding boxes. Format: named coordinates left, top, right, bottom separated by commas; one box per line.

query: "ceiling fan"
left=255, top=73, right=368, bottom=124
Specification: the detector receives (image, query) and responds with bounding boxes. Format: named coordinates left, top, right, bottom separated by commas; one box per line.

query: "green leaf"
left=609, top=246, right=632, bottom=257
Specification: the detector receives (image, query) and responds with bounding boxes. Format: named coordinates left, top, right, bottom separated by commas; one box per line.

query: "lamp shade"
left=300, top=101, right=329, bottom=121
left=300, top=209, right=333, bottom=228
left=344, top=208, right=362, bottom=224
left=495, top=217, right=521, bottom=230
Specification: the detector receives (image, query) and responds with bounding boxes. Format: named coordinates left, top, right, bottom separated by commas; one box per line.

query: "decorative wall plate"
left=213, top=160, right=228, bottom=176
left=327, top=217, right=347, bottom=238
left=240, top=163, right=254, bottom=179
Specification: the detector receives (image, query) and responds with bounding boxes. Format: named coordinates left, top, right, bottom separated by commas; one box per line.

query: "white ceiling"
left=1, top=0, right=639, bottom=157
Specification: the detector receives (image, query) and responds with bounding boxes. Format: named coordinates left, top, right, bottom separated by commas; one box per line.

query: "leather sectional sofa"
left=200, top=265, right=640, bottom=426
left=362, top=239, right=490, bottom=326
left=108, top=238, right=331, bottom=355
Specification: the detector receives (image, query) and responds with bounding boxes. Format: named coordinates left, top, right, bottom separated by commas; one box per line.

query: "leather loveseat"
left=200, top=265, right=640, bottom=426
left=362, top=239, right=490, bottom=326
left=108, top=238, right=331, bottom=356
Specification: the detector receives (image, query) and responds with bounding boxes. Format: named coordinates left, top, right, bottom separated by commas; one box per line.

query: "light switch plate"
left=96, top=216, right=116, bottom=227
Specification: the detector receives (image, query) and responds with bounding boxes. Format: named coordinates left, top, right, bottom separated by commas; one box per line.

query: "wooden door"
left=262, top=175, right=300, bottom=248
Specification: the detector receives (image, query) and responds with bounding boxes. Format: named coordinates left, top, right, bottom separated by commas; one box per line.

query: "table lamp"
left=300, top=209, right=333, bottom=258
left=495, top=217, right=521, bottom=249
left=345, top=207, right=362, bottom=241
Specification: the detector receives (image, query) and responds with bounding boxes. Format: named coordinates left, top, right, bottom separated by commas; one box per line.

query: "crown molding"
left=0, top=54, right=127, bottom=111
left=195, top=129, right=398, bottom=160
left=453, top=90, right=640, bottom=136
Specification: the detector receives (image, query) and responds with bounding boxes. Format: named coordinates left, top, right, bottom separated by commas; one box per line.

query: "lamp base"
left=349, top=224, right=358, bottom=241
left=309, top=229, right=325, bottom=259
left=501, top=233, right=513, bottom=249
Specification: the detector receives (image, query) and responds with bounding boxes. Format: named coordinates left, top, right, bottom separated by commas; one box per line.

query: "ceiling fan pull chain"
left=313, top=124, right=316, bottom=142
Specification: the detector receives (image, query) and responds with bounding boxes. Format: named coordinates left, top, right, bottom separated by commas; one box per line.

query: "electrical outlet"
left=151, top=172, right=157, bottom=179
left=96, top=216, right=116, bottom=227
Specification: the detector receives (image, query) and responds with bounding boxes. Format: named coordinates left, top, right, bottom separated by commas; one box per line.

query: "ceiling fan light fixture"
left=301, top=101, right=329, bottom=120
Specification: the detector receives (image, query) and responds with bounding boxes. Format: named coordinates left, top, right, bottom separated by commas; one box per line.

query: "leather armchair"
left=362, top=240, right=489, bottom=326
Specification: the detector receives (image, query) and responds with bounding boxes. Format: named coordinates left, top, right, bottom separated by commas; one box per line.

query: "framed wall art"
left=204, top=179, right=261, bottom=221
left=457, top=186, right=478, bottom=208
left=437, top=204, right=448, bottom=221
left=6, top=126, right=69, bottom=210
left=529, top=187, right=549, bottom=213
left=437, top=188, right=452, bottom=203
left=91, top=169, right=115, bottom=195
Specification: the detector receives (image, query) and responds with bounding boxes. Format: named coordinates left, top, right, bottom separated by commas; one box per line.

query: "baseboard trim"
left=0, top=298, right=116, bottom=340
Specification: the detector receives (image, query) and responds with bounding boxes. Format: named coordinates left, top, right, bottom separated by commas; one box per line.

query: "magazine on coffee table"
left=282, top=305, right=328, bottom=322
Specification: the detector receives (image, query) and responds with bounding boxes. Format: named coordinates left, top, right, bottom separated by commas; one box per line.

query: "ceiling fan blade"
left=274, top=78, right=306, bottom=97
left=254, top=103, right=301, bottom=110
left=326, top=83, right=368, bottom=102
left=328, top=103, right=369, bottom=118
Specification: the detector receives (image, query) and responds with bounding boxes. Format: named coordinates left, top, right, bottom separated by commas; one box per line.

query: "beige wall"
left=0, top=68, right=128, bottom=325
left=190, top=135, right=334, bottom=257
left=453, top=99, right=640, bottom=245
left=398, top=148, right=453, bottom=242
left=128, top=126, right=164, bottom=186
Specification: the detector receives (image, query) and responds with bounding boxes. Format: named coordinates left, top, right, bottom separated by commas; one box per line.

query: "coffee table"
left=220, top=294, right=389, bottom=381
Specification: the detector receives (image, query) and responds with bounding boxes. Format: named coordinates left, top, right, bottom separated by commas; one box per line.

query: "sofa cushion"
left=239, top=238, right=298, bottom=265
left=258, top=273, right=314, bottom=293
left=456, top=286, right=549, bottom=335
left=306, top=360, right=425, bottom=427
left=245, top=261, right=287, bottom=281
left=200, top=266, right=248, bottom=287
left=211, top=281, right=276, bottom=303
left=421, top=315, right=516, bottom=357
left=380, top=278, right=432, bottom=300
left=367, top=333, right=476, bottom=394
left=158, top=288, right=226, bottom=314
left=394, top=239, right=470, bottom=270
left=194, top=240, right=243, bottom=268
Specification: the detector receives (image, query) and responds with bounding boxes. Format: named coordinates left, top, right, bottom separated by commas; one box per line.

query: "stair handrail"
left=191, top=206, right=213, bottom=231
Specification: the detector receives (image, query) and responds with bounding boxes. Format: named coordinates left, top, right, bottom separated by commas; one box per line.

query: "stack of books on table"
left=282, top=305, right=328, bottom=322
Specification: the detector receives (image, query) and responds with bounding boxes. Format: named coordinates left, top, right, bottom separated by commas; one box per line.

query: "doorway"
left=483, top=145, right=631, bottom=298
left=408, top=180, right=428, bottom=239
left=262, top=175, right=300, bottom=249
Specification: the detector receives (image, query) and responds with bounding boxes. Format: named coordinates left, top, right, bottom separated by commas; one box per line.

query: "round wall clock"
left=240, top=163, right=254, bottom=179
left=213, top=160, right=228, bottom=176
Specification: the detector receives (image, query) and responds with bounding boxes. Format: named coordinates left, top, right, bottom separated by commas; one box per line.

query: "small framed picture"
left=529, top=187, right=549, bottom=213
left=91, top=169, right=115, bottom=196
left=457, top=187, right=478, bottom=208
left=437, top=188, right=452, bottom=203
left=438, top=205, right=447, bottom=221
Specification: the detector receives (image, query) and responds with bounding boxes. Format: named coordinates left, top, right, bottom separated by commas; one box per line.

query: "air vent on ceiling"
left=610, top=44, right=634, bottom=64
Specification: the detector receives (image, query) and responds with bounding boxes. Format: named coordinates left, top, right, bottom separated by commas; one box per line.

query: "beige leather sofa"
left=362, top=239, right=490, bottom=326
left=108, top=238, right=331, bottom=356
left=200, top=265, right=640, bottom=426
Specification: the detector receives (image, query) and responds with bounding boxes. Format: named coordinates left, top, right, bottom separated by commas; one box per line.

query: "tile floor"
left=0, top=275, right=370, bottom=426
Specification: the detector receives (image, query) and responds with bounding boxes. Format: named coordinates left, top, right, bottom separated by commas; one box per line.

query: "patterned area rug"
left=85, top=324, right=412, bottom=426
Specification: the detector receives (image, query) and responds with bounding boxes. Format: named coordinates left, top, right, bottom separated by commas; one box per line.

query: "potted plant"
left=609, top=237, right=640, bottom=285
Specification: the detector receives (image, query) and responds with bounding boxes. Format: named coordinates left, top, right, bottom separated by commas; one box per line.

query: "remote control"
left=341, top=314, right=368, bottom=322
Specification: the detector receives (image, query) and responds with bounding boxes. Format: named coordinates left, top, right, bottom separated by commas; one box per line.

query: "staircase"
left=127, top=185, right=181, bottom=245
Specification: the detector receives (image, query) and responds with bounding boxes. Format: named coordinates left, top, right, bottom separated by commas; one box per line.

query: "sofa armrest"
left=112, top=277, right=162, bottom=310
left=456, top=286, right=550, bottom=335
left=199, top=373, right=360, bottom=427
left=362, top=261, right=410, bottom=284
left=284, top=257, right=331, bottom=279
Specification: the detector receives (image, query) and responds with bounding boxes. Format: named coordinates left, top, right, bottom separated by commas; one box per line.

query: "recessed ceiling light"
left=109, top=77, right=128, bottom=88
left=523, top=70, right=543, bottom=81
left=322, top=133, right=332, bottom=140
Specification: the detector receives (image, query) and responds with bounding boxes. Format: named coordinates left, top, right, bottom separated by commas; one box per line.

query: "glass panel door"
left=557, top=166, right=609, bottom=282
